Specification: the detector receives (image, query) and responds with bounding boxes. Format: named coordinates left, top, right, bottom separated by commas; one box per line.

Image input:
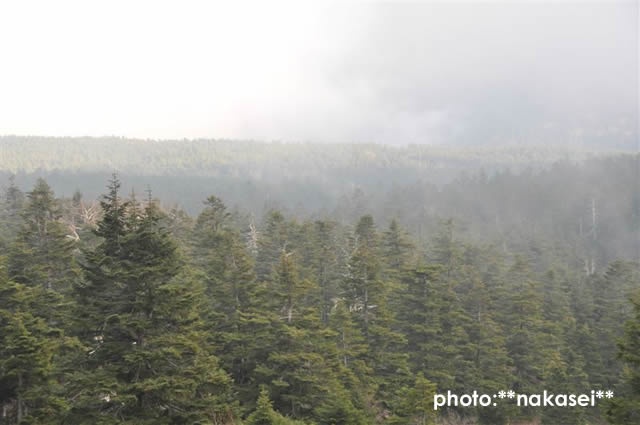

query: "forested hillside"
left=0, top=148, right=639, bottom=423
left=1, top=0, right=637, bottom=422
left=0, top=136, right=629, bottom=215
left=1, top=138, right=638, bottom=272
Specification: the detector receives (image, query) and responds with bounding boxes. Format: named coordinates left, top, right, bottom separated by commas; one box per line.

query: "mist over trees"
left=1, top=137, right=637, bottom=269
left=0, top=0, right=636, bottom=423
left=0, top=140, right=638, bottom=424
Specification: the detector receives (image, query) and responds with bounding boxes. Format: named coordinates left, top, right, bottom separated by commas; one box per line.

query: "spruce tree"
left=397, top=264, right=450, bottom=384
left=343, top=215, right=409, bottom=416
left=0, top=176, right=24, bottom=250
left=0, top=256, right=77, bottom=423
left=68, top=177, right=235, bottom=424
left=8, top=178, right=77, bottom=293
left=388, top=372, right=437, bottom=425
left=310, top=220, right=340, bottom=326
left=245, top=387, right=306, bottom=425
left=256, top=210, right=290, bottom=282
left=256, top=251, right=322, bottom=417
left=501, top=256, right=549, bottom=421
left=193, top=195, right=255, bottom=334
left=381, top=219, right=414, bottom=276
left=606, top=291, right=640, bottom=424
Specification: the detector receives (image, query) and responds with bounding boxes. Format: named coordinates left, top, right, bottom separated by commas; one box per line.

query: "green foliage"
left=0, top=257, right=79, bottom=423
left=67, top=176, right=236, bottom=424
left=388, top=372, right=437, bottom=425
left=8, top=178, right=78, bottom=293
left=606, top=291, right=640, bottom=424
left=0, top=176, right=24, bottom=250
left=0, top=171, right=638, bottom=425
left=245, top=387, right=307, bottom=425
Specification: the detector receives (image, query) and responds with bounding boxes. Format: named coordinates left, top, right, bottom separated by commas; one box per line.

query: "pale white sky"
left=0, top=0, right=637, bottom=145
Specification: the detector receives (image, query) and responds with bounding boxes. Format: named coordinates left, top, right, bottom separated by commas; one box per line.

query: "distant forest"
left=1, top=137, right=638, bottom=268
left=0, top=138, right=639, bottom=424
left=0, top=137, right=632, bottom=215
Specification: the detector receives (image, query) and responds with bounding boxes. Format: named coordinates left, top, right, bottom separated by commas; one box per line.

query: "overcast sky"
left=0, top=0, right=637, bottom=146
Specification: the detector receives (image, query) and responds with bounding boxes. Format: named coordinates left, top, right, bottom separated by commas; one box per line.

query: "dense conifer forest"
left=0, top=140, right=638, bottom=424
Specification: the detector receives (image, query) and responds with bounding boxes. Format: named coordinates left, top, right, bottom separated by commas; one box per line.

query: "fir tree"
left=8, top=178, right=77, bottom=292
left=245, top=387, right=306, bottom=425
left=310, top=220, right=340, bottom=326
left=68, top=177, right=236, bottom=423
left=256, top=210, right=290, bottom=282
left=0, top=256, right=78, bottom=423
left=388, top=372, right=437, bottom=425
left=0, top=176, right=24, bottom=250
left=343, top=215, right=410, bottom=416
left=382, top=219, right=414, bottom=275
left=606, top=291, right=640, bottom=424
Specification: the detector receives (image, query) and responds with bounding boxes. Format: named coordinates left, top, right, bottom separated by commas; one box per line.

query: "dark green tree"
left=0, top=256, right=78, bottom=424
left=245, top=387, right=306, bottom=425
left=0, top=176, right=24, bottom=250
left=256, top=210, right=290, bottom=282
left=8, top=178, right=78, bottom=293
left=606, top=291, right=640, bottom=424
left=68, top=177, right=236, bottom=424
left=343, top=215, right=410, bottom=416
